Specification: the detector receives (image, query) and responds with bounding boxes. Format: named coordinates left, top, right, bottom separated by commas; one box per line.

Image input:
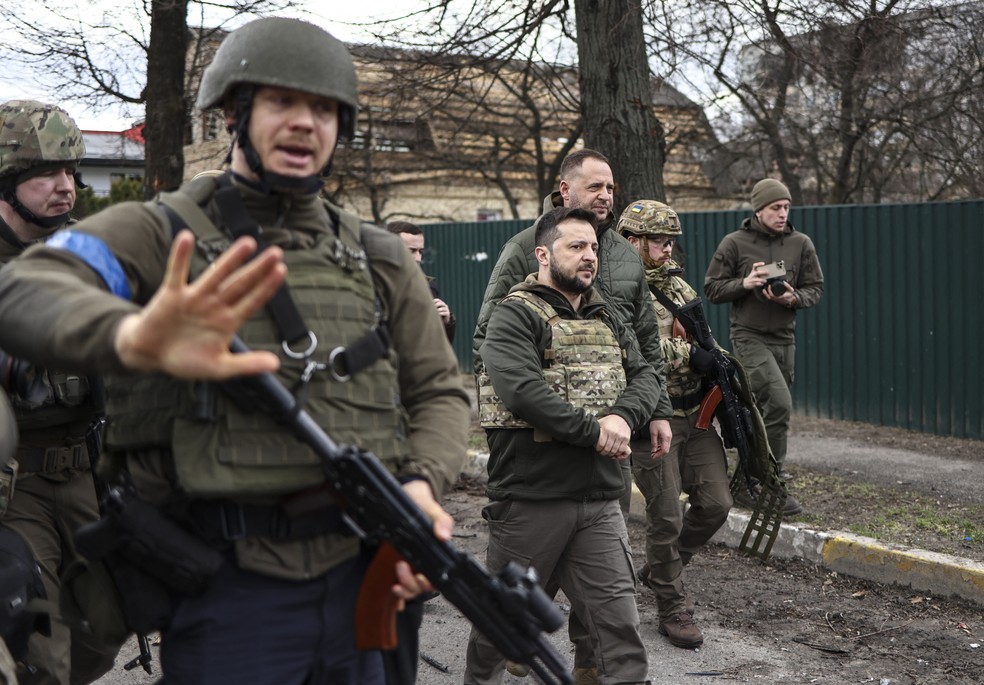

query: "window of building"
left=477, top=209, right=502, bottom=221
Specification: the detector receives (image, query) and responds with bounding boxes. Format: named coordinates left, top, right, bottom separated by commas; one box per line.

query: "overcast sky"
left=0, top=1, right=424, bottom=130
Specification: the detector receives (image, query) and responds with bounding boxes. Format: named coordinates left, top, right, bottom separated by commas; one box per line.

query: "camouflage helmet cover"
left=0, top=100, right=85, bottom=181
left=196, top=17, right=358, bottom=138
left=617, top=199, right=682, bottom=238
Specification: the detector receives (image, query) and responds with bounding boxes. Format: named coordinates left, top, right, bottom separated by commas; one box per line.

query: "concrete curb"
left=464, top=450, right=984, bottom=608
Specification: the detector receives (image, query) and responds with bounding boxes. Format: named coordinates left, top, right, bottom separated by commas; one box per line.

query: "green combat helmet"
left=0, top=99, right=86, bottom=229
left=617, top=199, right=682, bottom=269
left=196, top=17, right=358, bottom=192
left=616, top=199, right=682, bottom=238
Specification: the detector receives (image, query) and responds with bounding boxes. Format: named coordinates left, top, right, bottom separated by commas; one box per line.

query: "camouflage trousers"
left=631, top=412, right=732, bottom=620
left=731, top=338, right=796, bottom=468
left=4, top=472, right=122, bottom=685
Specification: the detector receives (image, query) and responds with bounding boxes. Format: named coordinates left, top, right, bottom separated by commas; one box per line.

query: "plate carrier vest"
left=103, top=178, right=409, bottom=498
left=478, top=290, right=626, bottom=429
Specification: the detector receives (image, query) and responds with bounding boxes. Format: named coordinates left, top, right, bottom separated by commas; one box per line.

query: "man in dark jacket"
left=465, top=207, right=657, bottom=685
left=704, top=179, right=823, bottom=503
left=387, top=221, right=456, bottom=343
left=472, top=149, right=672, bottom=468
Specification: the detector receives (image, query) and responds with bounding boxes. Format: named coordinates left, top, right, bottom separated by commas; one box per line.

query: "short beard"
left=550, top=260, right=592, bottom=295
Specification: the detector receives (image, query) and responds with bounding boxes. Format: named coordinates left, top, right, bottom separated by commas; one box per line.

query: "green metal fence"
left=423, top=200, right=984, bottom=440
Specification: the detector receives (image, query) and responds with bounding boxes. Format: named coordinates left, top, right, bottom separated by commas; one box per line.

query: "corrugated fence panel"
left=423, top=201, right=983, bottom=440
left=420, top=219, right=529, bottom=369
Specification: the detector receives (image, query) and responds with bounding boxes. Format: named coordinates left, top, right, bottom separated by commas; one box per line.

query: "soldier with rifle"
left=0, top=18, right=475, bottom=684
left=618, top=200, right=795, bottom=648
left=0, top=100, right=122, bottom=685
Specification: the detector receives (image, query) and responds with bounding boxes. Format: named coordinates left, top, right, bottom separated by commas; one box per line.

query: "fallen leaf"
left=852, top=590, right=867, bottom=599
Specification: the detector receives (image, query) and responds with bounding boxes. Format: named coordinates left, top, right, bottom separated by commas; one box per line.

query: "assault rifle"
left=667, top=296, right=787, bottom=560
left=229, top=337, right=572, bottom=685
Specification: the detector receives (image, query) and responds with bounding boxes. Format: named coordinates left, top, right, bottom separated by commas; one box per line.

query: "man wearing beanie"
left=703, top=178, right=824, bottom=515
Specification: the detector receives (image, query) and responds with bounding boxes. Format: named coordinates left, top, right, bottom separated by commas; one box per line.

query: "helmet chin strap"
left=229, top=87, right=326, bottom=196
left=0, top=186, right=68, bottom=232
left=637, top=235, right=660, bottom=269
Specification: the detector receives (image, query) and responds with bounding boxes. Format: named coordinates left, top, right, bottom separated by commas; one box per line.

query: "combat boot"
left=505, top=660, right=530, bottom=677
left=658, top=612, right=704, bottom=649
left=733, top=481, right=803, bottom=516
left=572, top=666, right=600, bottom=684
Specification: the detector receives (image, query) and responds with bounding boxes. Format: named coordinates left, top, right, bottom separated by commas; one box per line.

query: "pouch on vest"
left=60, top=558, right=131, bottom=645
left=74, top=486, right=223, bottom=603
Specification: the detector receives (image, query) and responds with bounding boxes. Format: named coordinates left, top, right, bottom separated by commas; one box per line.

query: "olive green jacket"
left=0, top=175, right=470, bottom=579
left=703, top=217, right=824, bottom=345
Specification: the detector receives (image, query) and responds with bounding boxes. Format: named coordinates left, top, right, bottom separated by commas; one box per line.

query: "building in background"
left=183, top=34, right=732, bottom=224
left=78, top=125, right=145, bottom=196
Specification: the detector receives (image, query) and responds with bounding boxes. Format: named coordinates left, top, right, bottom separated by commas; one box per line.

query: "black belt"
left=186, top=499, right=352, bottom=543
left=671, top=392, right=705, bottom=411
left=16, top=442, right=90, bottom=474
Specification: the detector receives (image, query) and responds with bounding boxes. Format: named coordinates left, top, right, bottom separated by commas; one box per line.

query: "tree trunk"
left=573, top=0, right=666, bottom=213
left=144, top=0, right=189, bottom=198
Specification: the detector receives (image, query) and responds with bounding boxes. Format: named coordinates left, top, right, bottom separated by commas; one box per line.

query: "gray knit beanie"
left=750, top=179, right=791, bottom=211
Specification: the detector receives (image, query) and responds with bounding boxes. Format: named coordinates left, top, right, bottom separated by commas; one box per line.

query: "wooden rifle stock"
left=694, top=385, right=723, bottom=431
left=356, top=542, right=402, bottom=650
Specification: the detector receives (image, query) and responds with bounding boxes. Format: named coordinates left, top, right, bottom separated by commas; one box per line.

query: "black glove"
left=689, top=345, right=715, bottom=375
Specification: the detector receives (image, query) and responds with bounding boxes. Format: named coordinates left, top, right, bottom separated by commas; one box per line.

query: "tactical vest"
left=104, top=183, right=409, bottom=499
left=650, top=275, right=704, bottom=407
left=478, top=290, right=626, bottom=429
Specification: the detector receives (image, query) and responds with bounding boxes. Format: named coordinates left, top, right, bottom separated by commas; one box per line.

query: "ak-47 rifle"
left=664, top=296, right=787, bottom=560
left=228, top=337, right=572, bottom=685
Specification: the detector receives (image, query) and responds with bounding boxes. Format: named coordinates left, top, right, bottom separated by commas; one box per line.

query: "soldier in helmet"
left=0, top=100, right=122, bottom=685
left=0, top=17, right=468, bottom=685
left=617, top=199, right=734, bottom=649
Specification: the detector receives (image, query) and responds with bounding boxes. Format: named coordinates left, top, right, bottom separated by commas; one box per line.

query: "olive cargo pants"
left=631, top=412, right=732, bottom=619
left=5, top=472, right=121, bottom=685
left=464, top=498, right=649, bottom=685
left=731, top=338, right=795, bottom=469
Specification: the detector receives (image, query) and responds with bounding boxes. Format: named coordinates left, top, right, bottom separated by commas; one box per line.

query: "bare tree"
left=574, top=0, right=666, bottom=210
left=353, top=0, right=670, bottom=214
left=646, top=0, right=984, bottom=204
left=0, top=0, right=297, bottom=198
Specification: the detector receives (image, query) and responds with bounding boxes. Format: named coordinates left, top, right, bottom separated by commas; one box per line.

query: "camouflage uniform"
left=619, top=200, right=732, bottom=645
left=0, top=101, right=120, bottom=685
left=465, top=276, right=658, bottom=685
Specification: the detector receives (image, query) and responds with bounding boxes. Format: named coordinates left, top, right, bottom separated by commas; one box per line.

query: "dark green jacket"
left=704, top=217, right=824, bottom=345
left=472, top=192, right=672, bottom=419
left=481, top=277, right=659, bottom=502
